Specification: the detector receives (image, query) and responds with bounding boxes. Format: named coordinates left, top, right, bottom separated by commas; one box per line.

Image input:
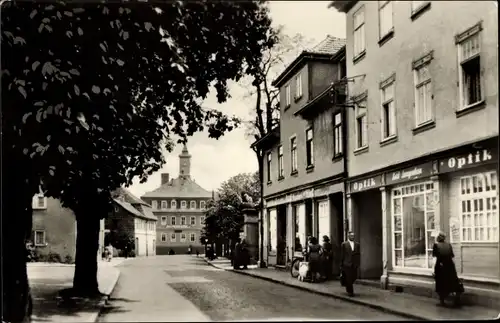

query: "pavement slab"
left=205, top=257, right=499, bottom=321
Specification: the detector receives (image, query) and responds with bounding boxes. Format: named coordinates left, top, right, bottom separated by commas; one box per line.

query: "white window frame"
left=200, top=216, right=205, bottom=225
left=378, top=1, right=393, bottom=39
left=181, top=216, right=186, bottom=226
left=353, top=6, right=366, bottom=57
left=171, top=216, right=176, bottom=226
left=181, top=200, right=187, bottom=209
left=180, top=233, right=187, bottom=242
left=380, top=82, right=397, bottom=140
left=161, top=233, right=167, bottom=242
left=285, top=84, right=291, bottom=107
left=413, top=62, right=433, bottom=126
left=190, top=201, right=196, bottom=209
left=161, top=216, right=167, bottom=225
left=151, top=200, right=158, bottom=210
left=33, top=194, right=47, bottom=210
left=290, top=136, right=298, bottom=173
left=161, top=200, right=167, bottom=209
left=34, top=230, right=46, bottom=246
left=457, top=25, right=483, bottom=111
left=190, top=216, right=196, bottom=226
left=306, top=128, right=314, bottom=167
left=267, top=152, right=272, bottom=182
left=459, top=171, right=498, bottom=243
left=171, top=200, right=177, bottom=209
left=333, top=112, right=343, bottom=157
left=391, top=182, right=435, bottom=269
left=277, top=145, right=284, bottom=179
left=190, top=233, right=196, bottom=242
left=170, top=233, right=176, bottom=242
left=295, top=74, right=302, bottom=99
left=355, top=98, right=368, bottom=149
left=200, top=201, right=206, bottom=209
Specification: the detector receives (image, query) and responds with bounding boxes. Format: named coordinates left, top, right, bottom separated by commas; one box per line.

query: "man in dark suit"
left=340, top=231, right=360, bottom=297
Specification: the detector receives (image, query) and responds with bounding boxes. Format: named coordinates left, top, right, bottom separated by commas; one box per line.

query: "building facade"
left=31, top=194, right=77, bottom=262
left=332, top=0, right=498, bottom=306
left=106, top=188, right=157, bottom=257
left=253, top=36, right=347, bottom=272
left=141, top=145, right=211, bottom=255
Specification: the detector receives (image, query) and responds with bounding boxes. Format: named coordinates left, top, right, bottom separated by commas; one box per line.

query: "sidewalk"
left=29, top=258, right=127, bottom=323
left=205, top=257, right=499, bottom=321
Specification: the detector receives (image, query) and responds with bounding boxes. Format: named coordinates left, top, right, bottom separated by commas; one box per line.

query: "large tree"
left=1, top=1, right=275, bottom=322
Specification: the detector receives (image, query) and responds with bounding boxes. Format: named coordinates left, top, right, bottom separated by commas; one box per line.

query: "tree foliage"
left=201, top=172, right=260, bottom=244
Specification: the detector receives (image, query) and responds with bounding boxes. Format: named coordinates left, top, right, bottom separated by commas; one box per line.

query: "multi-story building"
left=253, top=35, right=347, bottom=272
left=331, top=0, right=498, bottom=306
left=141, top=145, right=211, bottom=255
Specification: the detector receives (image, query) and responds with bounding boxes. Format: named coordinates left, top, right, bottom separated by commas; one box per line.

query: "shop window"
left=459, top=171, right=498, bottom=242
left=293, top=204, right=305, bottom=252
left=391, top=182, right=435, bottom=269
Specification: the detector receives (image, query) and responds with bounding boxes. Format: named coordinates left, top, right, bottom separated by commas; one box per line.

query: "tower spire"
left=179, top=143, right=191, bottom=178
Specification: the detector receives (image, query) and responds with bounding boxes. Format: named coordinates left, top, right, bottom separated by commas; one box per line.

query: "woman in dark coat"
left=307, top=237, right=322, bottom=283
left=432, top=232, right=462, bottom=307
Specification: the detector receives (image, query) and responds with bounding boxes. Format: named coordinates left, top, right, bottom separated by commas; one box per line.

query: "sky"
left=127, top=1, right=346, bottom=198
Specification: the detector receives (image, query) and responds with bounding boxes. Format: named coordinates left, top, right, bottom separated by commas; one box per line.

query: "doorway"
left=276, top=205, right=287, bottom=266
left=305, top=199, right=313, bottom=238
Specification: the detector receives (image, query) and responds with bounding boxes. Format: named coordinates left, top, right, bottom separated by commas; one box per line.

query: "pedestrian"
left=233, top=239, right=241, bottom=269
left=321, top=235, right=334, bottom=281
left=307, top=236, right=322, bottom=283
left=340, top=231, right=360, bottom=297
left=196, top=250, right=200, bottom=258
left=124, top=244, right=129, bottom=259
left=105, top=244, right=114, bottom=262
left=433, top=232, right=463, bottom=307
left=169, top=248, right=175, bottom=255
left=241, top=239, right=250, bottom=269
left=188, top=245, right=192, bottom=255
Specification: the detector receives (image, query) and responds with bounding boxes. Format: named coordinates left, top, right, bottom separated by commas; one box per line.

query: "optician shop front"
left=347, top=137, right=499, bottom=303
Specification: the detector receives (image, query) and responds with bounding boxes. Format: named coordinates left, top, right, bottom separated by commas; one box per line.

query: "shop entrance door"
left=276, top=205, right=287, bottom=266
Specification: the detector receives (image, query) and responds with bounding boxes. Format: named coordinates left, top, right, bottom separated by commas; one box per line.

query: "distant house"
left=106, top=187, right=157, bottom=257
left=141, top=144, right=212, bottom=255
left=31, top=193, right=77, bottom=262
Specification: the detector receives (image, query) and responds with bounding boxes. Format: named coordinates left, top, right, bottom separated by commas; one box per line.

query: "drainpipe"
left=342, top=99, right=349, bottom=242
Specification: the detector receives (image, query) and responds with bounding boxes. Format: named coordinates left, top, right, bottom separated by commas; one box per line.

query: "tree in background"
left=1, top=2, right=275, bottom=321
left=202, top=172, right=260, bottom=253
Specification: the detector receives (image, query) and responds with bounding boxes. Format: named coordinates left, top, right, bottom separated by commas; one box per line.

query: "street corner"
left=98, top=265, right=121, bottom=296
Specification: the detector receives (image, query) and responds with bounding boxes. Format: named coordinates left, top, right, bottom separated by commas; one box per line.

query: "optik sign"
left=439, top=149, right=497, bottom=173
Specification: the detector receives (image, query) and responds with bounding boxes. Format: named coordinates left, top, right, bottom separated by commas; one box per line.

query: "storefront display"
left=269, top=208, right=277, bottom=252
left=317, top=200, right=330, bottom=241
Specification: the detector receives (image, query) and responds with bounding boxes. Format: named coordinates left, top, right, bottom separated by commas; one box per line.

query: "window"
left=152, top=200, right=158, bottom=209
left=278, top=145, right=284, bottom=179
left=161, top=216, right=167, bottom=225
left=306, top=128, right=314, bottom=167
left=355, top=99, right=368, bottom=149
left=267, top=152, right=272, bottom=182
left=171, top=216, right=176, bottom=225
left=190, top=201, right=196, bottom=209
left=353, top=6, right=366, bottom=57
left=34, top=230, right=46, bottom=246
left=170, top=233, right=176, bottom=242
left=378, top=1, right=393, bottom=39
left=392, top=182, right=435, bottom=269
left=295, top=74, right=302, bottom=99
left=381, top=82, right=396, bottom=139
left=411, top=0, right=428, bottom=11
left=181, top=216, right=186, bottom=225
left=180, top=233, right=186, bottom=242
left=458, top=29, right=483, bottom=109
left=290, top=137, right=297, bottom=173
left=190, top=216, right=196, bottom=225
left=171, top=200, right=177, bottom=209
left=161, top=200, right=167, bottom=209
left=200, top=201, right=206, bottom=209
left=200, top=216, right=205, bottom=225
left=414, top=63, right=433, bottom=126
left=181, top=201, right=187, bottom=209
left=190, top=233, right=196, bottom=242
left=333, top=113, right=343, bottom=156
left=161, top=233, right=166, bottom=242
left=459, top=172, right=498, bottom=242
left=285, top=84, right=291, bottom=107
left=33, top=194, right=47, bottom=209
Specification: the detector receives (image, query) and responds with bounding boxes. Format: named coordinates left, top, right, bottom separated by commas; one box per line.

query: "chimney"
left=161, top=173, right=170, bottom=185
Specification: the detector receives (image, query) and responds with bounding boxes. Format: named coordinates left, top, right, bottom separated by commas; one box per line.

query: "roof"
left=250, top=126, right=280, bottom=150
left=112, top=187, right=157, bottom=221
left=141, top=176, right=212, bottom=199
left=112, top=187, right=150, bottom=207
left=329, top=1, right=358, bottom=13
left=137, top=204, right=157, bottom=221
left=272, top=35, right=346, bottom=88
left=113, top=198, right=156, bottom=221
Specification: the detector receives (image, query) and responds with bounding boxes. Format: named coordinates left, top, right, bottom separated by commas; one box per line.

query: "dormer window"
left=161, top=200, right=167, bottom=209
left=181, top=200, right=187, bottom=209
left=171, top=200, right=177, bottom=209
left=285, top=84, right=291, bottom=107
left=190, top=201, right=196, bottom=209
left=295, top=74, right=302, bottom=99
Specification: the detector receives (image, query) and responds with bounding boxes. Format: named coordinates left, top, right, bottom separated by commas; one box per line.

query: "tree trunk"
left=72, top=215, right=101, bottom=297
left=255, top=149, right=266, bottom=268
left=1, top=169, right=34, bottom=323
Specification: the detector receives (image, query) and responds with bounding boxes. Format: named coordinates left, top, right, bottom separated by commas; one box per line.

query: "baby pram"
left=298, top=261, right=321, bottom=283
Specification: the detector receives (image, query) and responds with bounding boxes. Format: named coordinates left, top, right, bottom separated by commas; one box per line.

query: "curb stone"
left=203, top=258, right=427, bottom=321
left=89, top=268, right=121, bottom=323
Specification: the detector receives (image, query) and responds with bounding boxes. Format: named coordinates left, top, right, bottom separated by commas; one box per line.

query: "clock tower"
left=179, top=143, right=191, bottom=179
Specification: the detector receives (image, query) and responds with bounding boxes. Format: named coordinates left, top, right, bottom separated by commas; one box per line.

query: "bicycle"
left=290, top=253, right=305, bottom=278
